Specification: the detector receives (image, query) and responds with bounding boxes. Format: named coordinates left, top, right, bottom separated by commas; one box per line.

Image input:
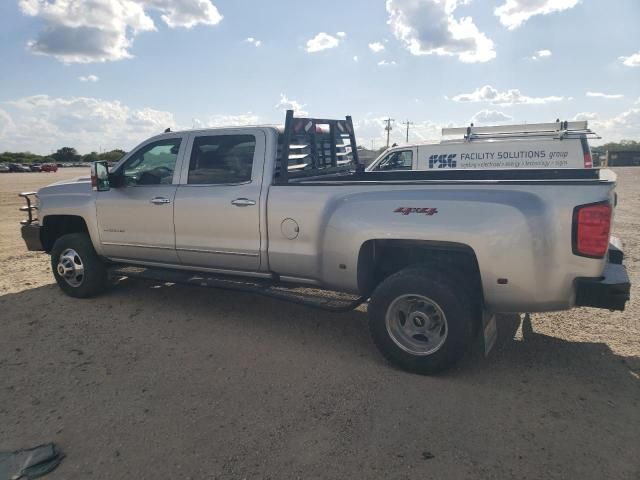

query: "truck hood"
left=38, top=177, right=91, bottom=197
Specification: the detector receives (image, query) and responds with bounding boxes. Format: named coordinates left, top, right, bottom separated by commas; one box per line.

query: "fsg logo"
left=428, top=154, right=457, bottom=168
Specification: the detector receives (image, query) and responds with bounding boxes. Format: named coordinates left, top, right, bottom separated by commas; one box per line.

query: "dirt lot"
left=1, top=168, right=638, bottom=479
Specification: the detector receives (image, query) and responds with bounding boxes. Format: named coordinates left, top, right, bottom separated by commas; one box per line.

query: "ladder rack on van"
left=442, top=121, right=600, bottom=142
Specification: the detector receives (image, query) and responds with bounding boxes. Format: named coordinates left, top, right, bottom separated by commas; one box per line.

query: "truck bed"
left=289, top=168, right=605, bottom=185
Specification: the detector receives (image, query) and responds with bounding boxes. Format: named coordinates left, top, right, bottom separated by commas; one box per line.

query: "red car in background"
left=41, top=163, right=58, bottom=172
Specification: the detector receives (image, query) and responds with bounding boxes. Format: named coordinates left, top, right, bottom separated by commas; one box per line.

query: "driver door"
left=96, top=135, right=187, bottom=264
left=373, top=149, right=415, bottom=171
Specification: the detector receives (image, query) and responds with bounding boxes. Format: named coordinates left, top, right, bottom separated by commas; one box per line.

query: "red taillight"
left=573, top=203, right=612, bottom=258
left=580, top=136, right=593, bottom=168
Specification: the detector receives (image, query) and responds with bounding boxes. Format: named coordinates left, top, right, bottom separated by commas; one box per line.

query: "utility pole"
left=404, top=120, right=414, bottom=143
left=384, top=117, right=395, bottom=148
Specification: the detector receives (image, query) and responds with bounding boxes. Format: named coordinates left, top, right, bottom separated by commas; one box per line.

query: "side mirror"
left=91, top=161, right=110, bottom=191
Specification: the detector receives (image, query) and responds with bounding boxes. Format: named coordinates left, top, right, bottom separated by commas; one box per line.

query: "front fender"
left=38, top=181, right=103, bottom=256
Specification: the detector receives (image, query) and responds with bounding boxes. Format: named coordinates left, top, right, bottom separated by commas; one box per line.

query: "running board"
left=108, top=264, right=366, bottom=312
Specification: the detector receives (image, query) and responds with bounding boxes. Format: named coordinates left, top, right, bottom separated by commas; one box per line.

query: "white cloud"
left=275, top=93, right=308, bottom=116
left=378, top=59, right=397, bottom=66
left=305, top=32, right=341, bottom=53
left=495, top=0, right=579, bottom=30
left=146, top=0, right=222, bottom=28
left=451, top=84, right=565, bottom=105
left=19, top=0, right=222, bottom=63
left=79, top=74, right=99, bottom=82
left=575, top=107, right=640, bottom=144
left=470, top=110, right=514, bottom=124
left=193, top=113, right=260, bottom=128
left=355, top=115, right=441, bottom=147
left=1, top=94, right=176, bottom=153
left=531, top=49, right=552, bottom=60
left=573, top=112, right=598, bottom=121
left=386, top=0, right=496, bottom=63
left=336, top=31, right=346, bottom=38
left=0, top=109, right=14, bottom=137
left=353, top=55, right=359, bottom=62
left=586, top=92, right=624, bottom=100
left=619, top=51, right=640, bottom=67
left=245, top=37, right=261, bottom=47
left=368, top=42, right=385, bottom=53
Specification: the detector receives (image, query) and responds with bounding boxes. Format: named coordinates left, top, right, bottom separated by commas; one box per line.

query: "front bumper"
left=21, top=223, right=44, bottom=251
left=575, top=239, right=631, bottom=311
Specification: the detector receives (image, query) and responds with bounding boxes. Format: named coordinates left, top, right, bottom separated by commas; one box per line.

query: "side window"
left=188, top=135, right=256, bottom=185
left=121, top=139, right=181, bottom=186
left=374, top=150, right=413, bottom=171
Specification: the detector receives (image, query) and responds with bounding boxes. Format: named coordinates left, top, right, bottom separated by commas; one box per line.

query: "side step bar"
left=108, top=264, right=367, bottom=312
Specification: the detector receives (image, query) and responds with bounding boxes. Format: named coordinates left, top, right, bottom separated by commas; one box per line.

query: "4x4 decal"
left=394, top=207, right=438, bottom=216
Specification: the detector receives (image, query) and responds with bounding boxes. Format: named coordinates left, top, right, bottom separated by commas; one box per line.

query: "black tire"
left=368, top=266, right=477, bottom=375
left=50, top=233, right=107, bottom=298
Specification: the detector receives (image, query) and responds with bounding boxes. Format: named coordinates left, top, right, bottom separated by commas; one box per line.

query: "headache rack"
left=442, top=120, right=600, bottom=142
left=276, top=110, right=362, bottom=184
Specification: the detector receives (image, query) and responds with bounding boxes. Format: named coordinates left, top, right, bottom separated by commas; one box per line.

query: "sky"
left=0, top=0, right=639, bottom=154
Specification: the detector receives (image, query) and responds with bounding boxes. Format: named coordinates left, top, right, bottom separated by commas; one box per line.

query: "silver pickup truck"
left=19, top=111, right=630, bottom=374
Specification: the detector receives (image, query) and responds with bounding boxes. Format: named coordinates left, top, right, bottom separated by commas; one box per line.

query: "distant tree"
left=82, top=151, right=99, bottom=163
left=592, top=140, right=640, bottom=156
left=52, top=147, right=81, bottom=164
left=0, top=151, right=45, bottom=164
left=98, top=149, right=126, bottom=163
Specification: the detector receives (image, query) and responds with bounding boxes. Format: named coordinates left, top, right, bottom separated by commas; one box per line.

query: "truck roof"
left=158, top=125, right=283, bottom=136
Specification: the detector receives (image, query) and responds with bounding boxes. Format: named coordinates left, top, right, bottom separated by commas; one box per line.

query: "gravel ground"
left=1, top=168, right=638, bottom=479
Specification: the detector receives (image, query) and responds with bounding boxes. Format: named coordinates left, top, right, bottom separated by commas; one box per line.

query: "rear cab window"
left=187, top=135, right=256, bottom=185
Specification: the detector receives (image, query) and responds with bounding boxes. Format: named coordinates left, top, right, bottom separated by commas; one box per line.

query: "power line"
left=384, top=117, right=395, bottom=148
left=403, top=120, right=414, bottom=143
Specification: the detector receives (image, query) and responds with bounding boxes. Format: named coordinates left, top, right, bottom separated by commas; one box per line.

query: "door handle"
left=231, top=198, right=256, bottom=207
left=150, top=197, right=171, bottom=205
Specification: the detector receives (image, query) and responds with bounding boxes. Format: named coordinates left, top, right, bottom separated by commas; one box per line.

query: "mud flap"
left=482, top=311, right=497, bottom=356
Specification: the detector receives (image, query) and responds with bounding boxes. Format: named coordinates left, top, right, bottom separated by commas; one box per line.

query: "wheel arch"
left=41, top=215, right=90, bottom=252
left=357, top=239, right=483, bottom=301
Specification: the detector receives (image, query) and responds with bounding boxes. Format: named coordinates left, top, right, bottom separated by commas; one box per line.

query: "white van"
left=367, top=121, right=595, bottom=172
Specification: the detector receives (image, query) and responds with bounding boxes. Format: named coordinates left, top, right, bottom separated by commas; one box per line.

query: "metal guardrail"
left=18, top=192, right=38, bottom=225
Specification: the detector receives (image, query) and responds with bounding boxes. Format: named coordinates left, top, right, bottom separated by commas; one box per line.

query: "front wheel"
left=368, top=267, right=477, bottom=374
left=51, top=233, right=107, bottom=298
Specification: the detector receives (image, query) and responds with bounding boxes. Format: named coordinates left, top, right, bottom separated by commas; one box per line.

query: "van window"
left=374, top=150, right=413, bottom=171
left=188, top=135, right=256, bottom=185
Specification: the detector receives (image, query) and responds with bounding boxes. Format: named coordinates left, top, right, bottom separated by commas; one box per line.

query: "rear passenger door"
left=173, top=130, right=266, bottom=271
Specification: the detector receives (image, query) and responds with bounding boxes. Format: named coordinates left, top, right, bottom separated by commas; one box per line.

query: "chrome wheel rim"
left=57, top=248, right=85, bottom=287
left=385, top=294, right=448, bottom=355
